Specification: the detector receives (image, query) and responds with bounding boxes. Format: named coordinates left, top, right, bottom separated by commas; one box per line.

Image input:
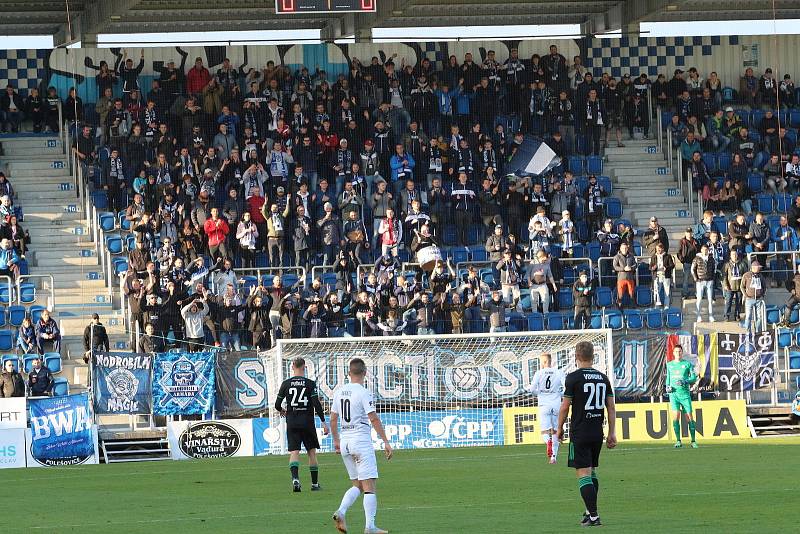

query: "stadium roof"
left=0, top=0, right=798, bottom=45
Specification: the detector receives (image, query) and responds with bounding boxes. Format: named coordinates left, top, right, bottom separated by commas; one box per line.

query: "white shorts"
left=341, top=438, right=379, bottom=481
left=539, top=403, right=560, bottom=431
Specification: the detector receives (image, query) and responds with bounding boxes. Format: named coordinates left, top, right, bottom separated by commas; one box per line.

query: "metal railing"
left=16, top=274, right=56, bottom=309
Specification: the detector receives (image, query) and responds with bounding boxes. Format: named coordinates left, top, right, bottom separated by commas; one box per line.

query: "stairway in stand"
left=605, top=139, right=692, bottom=245
left=2, top=134, right=128, bottom=391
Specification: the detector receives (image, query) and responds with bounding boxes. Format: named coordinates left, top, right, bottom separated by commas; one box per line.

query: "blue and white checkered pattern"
left=584, top=35, right=738, bottom=79
left=420, top=42, right=448, bottom=69
left=0, top=49, right=47, bottom=93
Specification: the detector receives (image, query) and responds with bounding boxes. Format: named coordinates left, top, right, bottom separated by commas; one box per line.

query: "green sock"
left=673, top=420, right=681, bottom=441
left=289, top=461, right=300, bottom=480
left=688, top=421, right=696, bottom=442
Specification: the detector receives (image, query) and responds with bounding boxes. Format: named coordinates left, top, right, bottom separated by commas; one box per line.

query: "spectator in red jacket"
left=186, top=57, right=211, bottom=97
left=247, top=187, right=267, bottom=250
left=203, top=207, right=230, bottom=260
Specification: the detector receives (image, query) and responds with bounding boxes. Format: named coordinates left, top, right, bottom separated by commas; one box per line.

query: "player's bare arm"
left=369, top=412, right=394, bottom=460
left=605, top=395, right=617, bottom=449
left=556, top=397, right=571, bottom=443
left=330, top=412, right=341, bottom=453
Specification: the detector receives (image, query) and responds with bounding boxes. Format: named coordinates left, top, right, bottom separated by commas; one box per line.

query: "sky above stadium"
left=0, top=19, right=794, bottom=49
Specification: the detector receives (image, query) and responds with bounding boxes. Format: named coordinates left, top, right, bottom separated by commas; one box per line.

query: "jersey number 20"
left=583, top=382, right=606, bottom=411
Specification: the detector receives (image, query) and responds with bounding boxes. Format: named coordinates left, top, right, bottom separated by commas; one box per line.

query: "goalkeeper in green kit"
left=666, top=345, right=698, bottom=449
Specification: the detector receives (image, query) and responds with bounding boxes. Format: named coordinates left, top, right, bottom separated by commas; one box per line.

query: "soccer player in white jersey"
left=529, top=352, right=566, bottom=464
left=330, top=358, right=393, bottom=534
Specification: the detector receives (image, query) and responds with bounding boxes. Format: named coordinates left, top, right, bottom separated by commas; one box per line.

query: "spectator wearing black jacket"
left=83, top=314, right=110, bottom=360
left=0, top=85, right=25, bottom=133
left=572, top=270, right=595, bottom=329
left=27, top=356, right=53, bottom=397
left=677, top=228, right=700, bottom=297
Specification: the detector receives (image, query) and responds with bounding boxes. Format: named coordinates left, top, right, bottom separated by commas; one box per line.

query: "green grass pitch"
left=4, top=438, right=797, bottom=533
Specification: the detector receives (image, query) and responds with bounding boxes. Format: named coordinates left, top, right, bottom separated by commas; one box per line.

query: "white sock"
left=337, top=487, right=361, bottom=516
left=363, top=492, right=377, bottom=529
left=552, top=437, right=560, bottom=458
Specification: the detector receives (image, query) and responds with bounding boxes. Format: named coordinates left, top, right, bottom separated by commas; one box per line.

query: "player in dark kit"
left=557, top=341, right=617, bottom=527
left=275, top=357, right=329, bottom=492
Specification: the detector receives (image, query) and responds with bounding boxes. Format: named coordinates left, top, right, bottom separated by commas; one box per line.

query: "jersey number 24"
left=289, top=387, right=308, bottom=408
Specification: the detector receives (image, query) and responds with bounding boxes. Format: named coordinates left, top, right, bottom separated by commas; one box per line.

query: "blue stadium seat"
left=587, top=156, right=603, bottom=175
left=119, top=210, right=132, bottom=231
left=7, top=305, right=25, bottom=327
left=0, top=331, right=13, bottom=351
left=722, top=87, right=736, bottom=103
left=112, top=257, right=128, bottom=276
left=19, top=282, right=35, bottom=304
left=606, top=310, right=623, bottom=330
left=645, top=308, right=664, bottom=330
left=595, top=287, right=613, bottom=308
left=471, top=246, right=488, bottom=262
left=527, top=312, right=544, bottom=331
left=789, top=351, right=800, bottom=370
left=558, top=287, right=573, bottom=309
left=755, top=193, right=773, bottom=214
left=791, top=110, right=800, bottom=128
left=451, top=247, right=470, bottom=265
left=562, top=266, right=578, bottom=285
left=712, top=215, right=728, bottom=235
left=624, top=309, right=644, bottom=330
left=0, top=286, right=11, bottom=304
left=546, top=312, right=567, bottom=330
left=702, top=152, right=717, bottom=172
left=717, top=152, right=732, bottom=172
left=0, top=307, right=5, bottom=328
left=44, top=353, right=62, bottom=374
left=767, top=215, right=781, bottom=237
left=98, top=212, right=116, bottom=232
left=635, top=285, right=653, bottom=307
left=572, top=243, right=588, bottom=258
left=29, top=305, right=46, bottom=324
left=106, top=235, right=123, bottom=255
left=239, top=275, right=258, bottom=292
left=778, top=328, right=794, bottom=349
left=508, top=312, right=527, bottom=332
left=604, top=197, right=622, bottom=219
left=568, top=156, right=585, bottom=174
left=443, top=225, right=458, bottom=247
left=665, top=308, right=683, bottom=329
left=776, top=193, right=792, bottom=213
left=589, top=311, right=604, bottom=329
left=52, top=378, right=70, bottom=397
left=91, top=190, right=108, bottom=210
left=766, top=305, right=781, bottom=326
left=747, top=173, right=763, bottom=194
left=587, top=242, right=601, bottom=262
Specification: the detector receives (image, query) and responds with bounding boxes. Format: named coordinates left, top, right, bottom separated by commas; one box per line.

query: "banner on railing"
left=613, top=335, right=667, bottom=397
left=153, top=352, right=216, bottom=415
left=92, top=352, right=153, bottom=415
left=0, top=397, right=27, bottom=469
left=717, top=331, right=776, bottom=392
left=27, top=393, right=99, bottom=467
left=215, top=351, right=267, bottom=417
left=167, top=420, right=254, bottom=460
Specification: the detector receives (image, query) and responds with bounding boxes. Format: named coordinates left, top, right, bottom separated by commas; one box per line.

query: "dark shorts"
left=287, top=426, right=320, bottom=452
left=567, top=440, right=603, bottom=469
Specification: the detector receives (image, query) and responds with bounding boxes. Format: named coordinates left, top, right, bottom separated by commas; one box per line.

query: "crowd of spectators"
left=4, top=45, right=786, bottom=347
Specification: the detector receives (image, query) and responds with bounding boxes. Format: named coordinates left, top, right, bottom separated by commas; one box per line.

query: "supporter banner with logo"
left=92, top=352, right=153, bottom=415
left=152, top=352, right=216, bottom=415
left=667, top=333, right=719, bottom=392
left=0, top=397, right=27, bottom=469
left=503, top=400, right=748, bottom=444
left=215, top=351, right=268, bottom=418
left=613, top=335, right=667, bottom=398
left=27, top=393, right=99, bottom=466
left=252, top=409, right=504, bottom=455
left=167, top=420, right=254, bottom=460
left=717, top=331, right=776, bottom=392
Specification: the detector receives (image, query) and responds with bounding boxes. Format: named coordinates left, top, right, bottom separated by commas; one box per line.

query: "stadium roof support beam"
left=583, top=0, right=688, bottom=35
left=54, top=0, right=143, bottom=47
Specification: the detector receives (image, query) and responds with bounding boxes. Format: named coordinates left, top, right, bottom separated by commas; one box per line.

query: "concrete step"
left=22, top=225, right=88, bottom=239
left=618, top=189, right=686, bottom=203
left=606, top=160, right=670, bottom=170
left=7, top=159, right=68, bottom=171
left=612, top=166, right=673, bottom=177
left=605, top=153, right=666, bottom=163
left=604, top=144, right=660, bottom=156
left=613, top=175, right=677, bottom=186
left=23, top=211, right=83, bottom=223
left=16, top=185, right=78, bottom=198
left=0, top=137, right=62, bottom=150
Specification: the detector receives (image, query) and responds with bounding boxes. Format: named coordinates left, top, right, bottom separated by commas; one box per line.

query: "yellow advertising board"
left=503, top=400, right=749, bottom=444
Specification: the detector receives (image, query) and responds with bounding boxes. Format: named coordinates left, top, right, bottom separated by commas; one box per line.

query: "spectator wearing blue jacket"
left=0, top=238, right=19, bottom=279
left=35, top=309, right=61, bottom=355
left=16, top=316, right=35, bottom=354
left=434, top=83, right=455, bottom=136
left=27, top=356, right=53, bottom=396
left=389, top=144, right=415, bottom=197
left=451, top=81, right=473, bottom=133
